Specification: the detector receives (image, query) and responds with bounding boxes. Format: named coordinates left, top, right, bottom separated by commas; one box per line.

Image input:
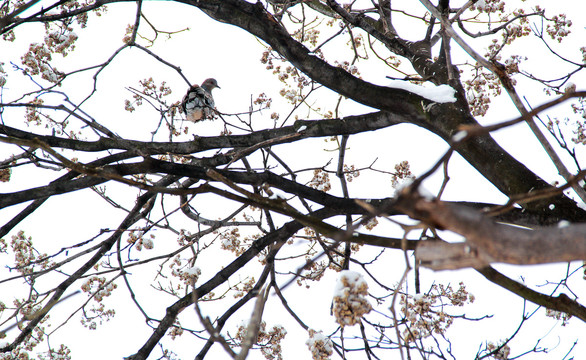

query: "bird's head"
left=201, top=78, right=220, bottom=92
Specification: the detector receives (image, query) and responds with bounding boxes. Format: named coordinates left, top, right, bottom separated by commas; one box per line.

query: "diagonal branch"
left=126, top=207, right=338, bottom=360
left=392, top=191, right=586, bottom=268
left=185, top=0, right=586, bottom=223
left=419, top=0, right=586, bottom=204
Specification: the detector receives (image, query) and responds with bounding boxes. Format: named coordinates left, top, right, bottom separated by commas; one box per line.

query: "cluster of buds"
left=545, top=308, right=572, bottom=326
left=334, top=60, right=360, bottom=77
left=169, top=255, right=200, bottom=287
left=180, top=266, right=201, bottom=287
left=10, top=230, right=51, bottom=275
left=306, top=329, right=333, bottom=360
left=220, top=228, right=244, bottom=255
left=0, top=168, right=9, bottom=183
left=332, top=270, right=372, bottom=327
left=400, top=282, right=474, bottom=342
left=168, top=319, right=184, bottom=340
left=81, top=276, right=117, bottom=302
left=232, top=277, right=256, bottom=299
left=391, top=160, right=414, bottom=189
left=546, top=14, right=572, bottom=43
left=470, top=0, right=505, bottom=14
left=44, top=30, right=78, bottom=56
left=124, top=77, right=172, bottom=112
left=485, top=341, right=511, bottom=360
left=235, top=321, right=287, bottom=360
left=126, top=230, right=154, bottom=251
left=343, top=164, right=360, bottom=182
left=296, top=258, right=327, bottom=288
left=254, top=92, right=272, bottom=108
left=308, top=169, right=332, bottom=192
left=464, top=67, right=501, bottom=116
left=0, top=62, right=6, bottom=87
left=292, top=28, right=321, bottom=47
left=21, top=25, right=78, bottom=84
left=122, top=24, right=135, bottom=44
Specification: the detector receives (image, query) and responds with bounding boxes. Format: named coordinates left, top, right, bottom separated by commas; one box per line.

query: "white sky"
left=1, top=1, right=586, bottom=359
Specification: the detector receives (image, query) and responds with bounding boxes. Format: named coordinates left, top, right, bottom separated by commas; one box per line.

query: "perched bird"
left=181, top=78, right=220, bottom=122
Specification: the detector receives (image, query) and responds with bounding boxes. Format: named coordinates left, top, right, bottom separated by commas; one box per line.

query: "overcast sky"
left=2, top=1, right=586, bottom=359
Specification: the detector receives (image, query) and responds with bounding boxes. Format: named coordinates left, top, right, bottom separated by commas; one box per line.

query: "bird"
left=181, top=78, right=220, bottom=122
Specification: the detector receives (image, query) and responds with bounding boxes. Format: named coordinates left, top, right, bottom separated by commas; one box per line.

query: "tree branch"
left=392, top=191, right=586, bottom=268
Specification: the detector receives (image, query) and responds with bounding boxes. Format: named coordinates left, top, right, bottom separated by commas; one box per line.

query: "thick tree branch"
left=183, top=0, right=585, bottom=222
left=4, top=0, right=584, bottom=223
left=184, top=0, right=424, bottom=113
left=0, top=111, right=405, bottom=154
left=392, top=190, right=586, bottom=268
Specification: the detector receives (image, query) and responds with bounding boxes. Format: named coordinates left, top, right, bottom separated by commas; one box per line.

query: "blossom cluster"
left=464, top=66, right=500, bottom=117
left=124, top=77, right=173, bottom=113
left=80, top=277, right=117, bottom=330
left=80, top=276, right=117, bottom=302
left=126, top=230, right=155, bottom=251
left=20, top=23, right=78, bottom=84
left=0, top=311, right=52, bottom=359
left=306, top=329, right=333, bottom=360
left=235, top=321, right=287, bottom=360
left=0, top=168, right=11, bottom=183
left=471, top=0, right=505, bottom=14
left=545, top=308, right=571, bottom=326
left=343, top=164, right=360, bottom=182
left=400, top=282, right=474, bottom=342
left=485, top=341, right=511, bottom=360
left=261, top=47, right=310, bottom=105
left=168, top=319, right=184, bottom=340
left=292, top=28, right=320, bottom=47
left=0, top=62, right=6, bottom=87
left=296, top=258, right=328, bottom=288
left=37, top=344, right=72, bottom=360
left=24, top=98, right=45, bottom=125
left=334, top=60, right=360, bottom=78
left=168, top=255, right=201, bottom=288
left=546, top=14, right=572, bottom=43
left=332, top=270, right=372, bottom=327
left=391, top=160, right=414, bottom=189
left=220, top=228, right=243, bottom=254
left=10, top=231, right=52, bottom=275
left=308, top=169, right=331, bottom=192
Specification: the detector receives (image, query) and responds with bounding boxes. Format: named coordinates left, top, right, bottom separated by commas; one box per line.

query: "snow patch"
left=184, top=266, right=201, bottom=276
left=268, top=188, right=288, bottom=200
left=557, top=220, right=570, bottom=228
left=452, top=130, right=467, bottom=142
left=387, top=80, right=457, bottom=103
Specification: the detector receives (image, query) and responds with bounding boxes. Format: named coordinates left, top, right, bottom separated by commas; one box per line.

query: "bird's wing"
left=181, top=86, right=215, bottom=114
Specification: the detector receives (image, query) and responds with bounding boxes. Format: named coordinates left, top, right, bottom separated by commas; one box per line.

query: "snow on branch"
left=387, top=80, right=457, bottom=103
